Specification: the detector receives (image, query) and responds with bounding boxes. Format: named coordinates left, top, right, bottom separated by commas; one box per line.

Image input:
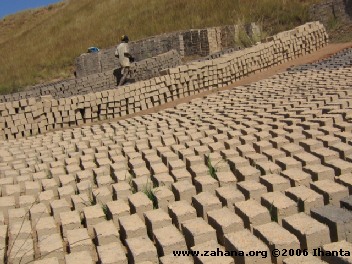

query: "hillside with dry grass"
left=0, top=0, right=321, bottom=94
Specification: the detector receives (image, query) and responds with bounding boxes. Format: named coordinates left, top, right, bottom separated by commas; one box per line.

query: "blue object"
left=87, top=47, right=100, bottom=53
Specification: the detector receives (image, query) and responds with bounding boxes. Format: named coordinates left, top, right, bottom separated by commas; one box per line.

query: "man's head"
left=121, top=35, right=129, bottom=43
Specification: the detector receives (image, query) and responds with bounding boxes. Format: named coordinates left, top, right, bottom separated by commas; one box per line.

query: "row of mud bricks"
left=0, top=50, right=182, bottom=103
left=0, top=22, right=328, bottom=140
left=74, top=23, right=261, bottom=78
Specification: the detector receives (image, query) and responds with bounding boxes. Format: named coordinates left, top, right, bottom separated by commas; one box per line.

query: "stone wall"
left=0, top=50, right=181, bottom=103
left=0, top=22, right=328, bottom=140
left=310, top=0, right=352, bottom=26
left=74, top=24, right=260, bottom=78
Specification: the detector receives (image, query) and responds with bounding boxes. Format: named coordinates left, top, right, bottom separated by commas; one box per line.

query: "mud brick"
left=37, top=233, right=65, bottom=263
left=154, top=225, right=187, bottom=257
left=42, top=178, right=59, bottom=198
left=262, top=148, right=286, bottom=162
left=151, top=173, right=174, bottom=189
left=260, top=174, right=291, bottom=192
left=83, top=205, right=106, bottom=237
left=112, top=182, right=132, bottom=201
left=256, top=161, right=282, bottom=175
left=253, top=222, right=300, bottom=264
left=168, top=200, right=197, bottom=230
left=192, top=191, right=222, bottom=221
left=220, top=149, right=239, bottom=159
left=270, top=136, right=290, bottom=148
left=191, top=240, right=234, bottom=264
left=224, top=229, right=271, bottom=264
left=181, top=217, right=217, bottom=249
left=253, top=140, right=273, bottom=153
left=25, top=180, right=41, bottom=196
left=144, top=208, right=172, bottom=239
left=76, top=170, right=95, bottom=183
left=261, top=191, right=298, bottom=224
left=282, top=212, right=331, bottom=251
left=128, top=191, right=153, bottom=219
left=325, top=158, right=352, bottom=176
left=126, top=236, right=158, bottom=263
left=316, top=135, right=341, bottom=147
left=336, top=173, right=352, bottom=194
left=299, top=139, right=324, bottom=151
left=97, top=241, right=127, bottom=264
left=310, top=148, right=340, bottom=163
left=194, top=175, right=219, bottom=195
left=215, top=186, right=245, bottom=208
left=236, top=144, right=256, bottom=157
left=3, top=184, right=20, bottom=204
left=227, top=157, right=250, bottom=172
left=50, top=199, right=71, bottom=223
left=30, top=203, right=50, bottom=227
left=94, top=220, right=120, bottom=246
left=293, top=152, right=321, bottom=166
left=67, top=228, right=95, bottom=255
left=9, top=220, right=31, bottom=243
left=106, top=200, right=130, bottom=228
left=216, top=171, right=237, bottom=187
left=8, top=238, right=34, bottom=264
left=285, top=185, right=324, bottom=214
left=234, top=199, right=271, bottom=229
left=207, top=207, right=244, bottom=246
left=153, top=186, right=175, bottom=210
left=276, top=157, right=302, bottom=171
left=188, top=163, right=209, bottom=178
left=280, top=143, right=305, bottom=157
left=237, top=180, right=267, bottom=202
left=303, top=164, right=335, bottom=181
left=280, top=169, right=312, bottom=187
left=311, top=180, right=349, bottom=206
left=330, top=142, right=352, bottom=159
left=285, top=132, right=306, bottom=144
left=65, top=251, right=94, bottom=264
left=283, top=255, right=327, bottom=264
left=321, top=240, right=352, bottom=264
left=170, top=168, right=192, bottom=182
left=311, top=205, right=352, bottom=243
left=8, top=208, right=27, bottom=225
left=0, top=196, right=16, bottom=222
left=171, top=180, right=196, bottom=203
left=35, top=216, right=59, bottom=240
left=71, top=193, right=90, bottom=214
left=60, top=210, right=82, bottom=238
left=119, top=213, right=147, bottom=245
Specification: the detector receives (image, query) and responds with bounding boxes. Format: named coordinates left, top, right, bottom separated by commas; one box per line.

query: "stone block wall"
left=0, top=22, right=328, bottom=140
left=310, top=0, right=352, bottom=26
left=0, top=50, right=181, bottom=102
left=74, top=24, right=258, bottom=78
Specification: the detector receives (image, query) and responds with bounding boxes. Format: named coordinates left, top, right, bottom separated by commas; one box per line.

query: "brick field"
left=0, top=24, right=352, bottom=263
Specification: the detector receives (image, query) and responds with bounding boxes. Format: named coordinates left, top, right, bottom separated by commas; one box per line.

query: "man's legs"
left=118, top=67, right=130, bottom=86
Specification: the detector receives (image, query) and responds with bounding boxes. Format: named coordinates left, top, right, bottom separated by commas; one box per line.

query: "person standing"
left=115, top=35, right=134, bottom=86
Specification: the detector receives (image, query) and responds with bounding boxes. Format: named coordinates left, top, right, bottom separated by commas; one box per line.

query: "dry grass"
left=0, top=0, right=320, bottom=94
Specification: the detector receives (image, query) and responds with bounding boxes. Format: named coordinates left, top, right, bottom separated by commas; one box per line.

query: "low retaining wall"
left=0, top=22, right=328, bottom=140
left=310, top=0, right=352, bottom=26
left=0, top=50, right=181, bottom=102
left=74, top=23, right=261, bottom=78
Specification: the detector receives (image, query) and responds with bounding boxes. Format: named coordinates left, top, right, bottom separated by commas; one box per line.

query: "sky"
left=0, top=0, right=62, bottom=19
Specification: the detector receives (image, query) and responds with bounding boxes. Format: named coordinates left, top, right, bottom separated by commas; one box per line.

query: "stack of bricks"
left=74, top=23, right=253, bottom=78
left=0, top=50, right=181, bottom=103
left=0, top=22, right=328, bottom=140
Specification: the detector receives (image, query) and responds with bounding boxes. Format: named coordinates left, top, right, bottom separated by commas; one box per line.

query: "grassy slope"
left=0, top=0, right=320, bottom=94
